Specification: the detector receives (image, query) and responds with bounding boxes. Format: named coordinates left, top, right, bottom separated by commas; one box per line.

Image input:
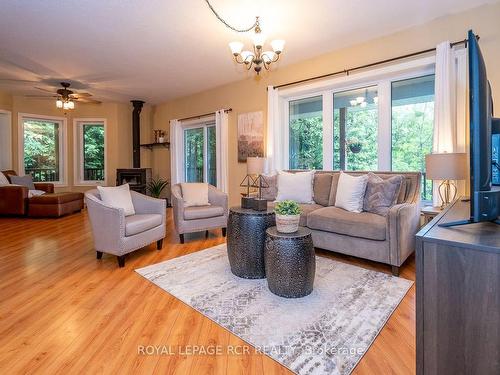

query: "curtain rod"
left=178, top=108, right=232, bottom=122
left=271, top=36, right=478, bottom=90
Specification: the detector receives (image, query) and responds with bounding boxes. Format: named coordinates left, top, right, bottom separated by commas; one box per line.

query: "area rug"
left=136, top=244, right=412, bottom=375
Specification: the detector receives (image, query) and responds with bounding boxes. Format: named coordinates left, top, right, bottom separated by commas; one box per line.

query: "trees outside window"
left=74, top=120, right=106, bottom=184
left=183, top=122, right=216, bottom=185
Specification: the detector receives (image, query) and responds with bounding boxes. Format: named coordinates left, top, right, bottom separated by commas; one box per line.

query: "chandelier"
left=205, top=1, right=285, bottom=75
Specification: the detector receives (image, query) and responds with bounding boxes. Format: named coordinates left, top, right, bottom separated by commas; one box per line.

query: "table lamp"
left=247, top=157, right=268, bottom=211
left=425, top=152, right=467, bottom=209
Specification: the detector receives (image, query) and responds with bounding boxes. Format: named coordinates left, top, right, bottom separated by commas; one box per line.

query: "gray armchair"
left=84, top=189, right=166, bottom=267
left=171, top=184, right=228, bottom=243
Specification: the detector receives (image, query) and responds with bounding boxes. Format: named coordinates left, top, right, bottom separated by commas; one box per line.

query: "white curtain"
left=266, top=85, right=284, bottom=173
left=432, top=41, right=467, bottom=206
left=216, top=110, right=229, bottom=193
left=169, top=119, right=182, bottom=185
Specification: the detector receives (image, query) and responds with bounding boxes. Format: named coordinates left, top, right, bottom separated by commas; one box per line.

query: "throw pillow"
left=0, top=172, right=10, bottom=185
left=28, top=190, right=46, bottom=198
left=97, top=184, right=135, bottom=216
left=276, top=170, right=314, bottom=203
left=10, top=175, right=36, bottom=190
left=313, top=173, right=333, bottom=206
left=181, top=182, right=209, bottom=207
left=260, top=174, right=278, bottom=201
left=363, top=173, right=404, bottom=216
left=327, top=173, right=340, bottom=206
left=335, top=172, right=368, bottom=213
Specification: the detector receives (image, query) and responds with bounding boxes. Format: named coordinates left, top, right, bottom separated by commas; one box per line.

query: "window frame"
left=180, top=116, right=217, bottom=185
left=279, top=56, right=436, bottom=173
left=73, top=118, right=107, bottom=186
left=18, top=113, right=68, bottom=186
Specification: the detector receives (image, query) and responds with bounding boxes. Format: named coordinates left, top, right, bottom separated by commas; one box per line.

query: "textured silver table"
left=265, top=226, right=315, bottom=298
left=226, top=206, right=276, bottom=279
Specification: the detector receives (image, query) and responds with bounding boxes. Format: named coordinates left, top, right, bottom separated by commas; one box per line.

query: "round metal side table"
left=265, top=226, right=315, bottom=298
left=226, top=206, right=275, bottom=279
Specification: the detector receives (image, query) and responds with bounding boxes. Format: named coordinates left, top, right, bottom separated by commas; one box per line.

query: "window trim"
left=180, top=115, right=217, bottom=185
left=18, top=113, right=68, bottom=186
left=73, top=118, right=108, bottom=186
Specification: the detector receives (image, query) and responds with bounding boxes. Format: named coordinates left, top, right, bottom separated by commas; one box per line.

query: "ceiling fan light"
left=67, top=100, right=75, bottom=109
left=229, top=41, right=244, bottom=55
left=63, top=102, right=69, bottom=110
left=56, top=99, right=63, bottom=108
left=271, top=39, right=285, bottom=53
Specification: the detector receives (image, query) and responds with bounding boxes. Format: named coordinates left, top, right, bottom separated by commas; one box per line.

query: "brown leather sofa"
left=0, top=170, right=84, bottom=217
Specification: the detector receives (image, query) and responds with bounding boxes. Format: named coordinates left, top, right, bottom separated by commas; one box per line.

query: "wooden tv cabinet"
left=416, top=198, right=500, bottom=375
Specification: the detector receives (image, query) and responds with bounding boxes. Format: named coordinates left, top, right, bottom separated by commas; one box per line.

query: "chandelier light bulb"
left=356, top=96, right=365, bottom=103
left=271, top=39, right=285, bottom=53
left=56, top=99, right=63, bottom=108
left=360, top=101, right=368, bottom=108
left=229, top=41, right=244, bottom=55
left=350, top=99, right=358, bottom=106
left=373, top=96, right=379, bottom=104
left=252, top=32, right=266, bottom=48
left=240, top=50, right=254, bottom=63
left=262, top=51, right=276, bottom=63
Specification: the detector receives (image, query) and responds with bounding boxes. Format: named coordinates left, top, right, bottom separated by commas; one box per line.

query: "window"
left=391, top=75, right=435, bottom=200
left=74, top=119, right=106, bottom=184
left=289, top=96, right=323, bottom=169
left=333, top=86, right=378, bottom=171
left=183, top=122, right=216, bottom=185
left=20, top=115, right=66, bottom=183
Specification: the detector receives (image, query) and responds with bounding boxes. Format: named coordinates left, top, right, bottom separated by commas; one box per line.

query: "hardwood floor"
left=0, top=209, right=416, bottom=374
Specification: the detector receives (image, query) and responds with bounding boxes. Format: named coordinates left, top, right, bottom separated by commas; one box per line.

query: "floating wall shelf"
left=140, top=142, right=170, bottom=150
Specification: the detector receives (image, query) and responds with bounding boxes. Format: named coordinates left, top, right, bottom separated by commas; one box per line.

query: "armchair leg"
left=391, top=266, right=400, bottom=277
left=205, top=230, right=209, bottom=239
left=222, top=227, right=227, bottom=237
left=96, top=251, right=103, bottom=259
left=117, top=255, right=125, bottom=268
left=179, top=234, right=184, bottom=244
left=157, top=239, right=163, bottom=250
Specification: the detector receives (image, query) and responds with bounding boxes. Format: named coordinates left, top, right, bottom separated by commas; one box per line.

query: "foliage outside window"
left=23, top=118, right=61, bottom=182
left=82, top=124, right=105, bottom=181
left=184, top=123, right=217, bottom=185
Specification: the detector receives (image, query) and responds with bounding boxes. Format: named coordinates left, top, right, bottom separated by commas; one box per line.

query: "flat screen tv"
left=440, top=30, right=500, bottom=227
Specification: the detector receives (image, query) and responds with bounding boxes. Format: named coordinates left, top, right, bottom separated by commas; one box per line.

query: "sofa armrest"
left=208, top=185, right=228, bottom=215
left=0, top=185, right=29, bottom=215
left=34, top=183, right=54, bottom=193
left=130, top=191, right=166, bottom=219
left=388, top=202, right=420, bottom=267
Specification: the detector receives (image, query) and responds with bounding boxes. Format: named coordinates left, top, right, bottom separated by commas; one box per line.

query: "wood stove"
left=116, top=168, right=151, bottom=195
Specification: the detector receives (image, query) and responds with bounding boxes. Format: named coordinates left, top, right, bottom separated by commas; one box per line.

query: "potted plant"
left=274, top=200, right=302, bottom=233
left=347, top=139, right=363, bottom=154
left=147, top=177, right=169, bottom=198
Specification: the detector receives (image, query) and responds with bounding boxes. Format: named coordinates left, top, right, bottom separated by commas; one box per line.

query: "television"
left=440, top=30, right=500, bottom=227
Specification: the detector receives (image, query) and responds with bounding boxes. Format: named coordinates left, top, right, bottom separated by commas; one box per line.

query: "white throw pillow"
left=28, top=189, right=46, bottom=198
left=97, top=184, right=135, bottom=216
left=0, top=172, right=10, bottom=185
left=276, top=170, right=314, bottom=203
left=181, top=183, right=209, bottom=207
left=335, top=172, right=368, bottom=213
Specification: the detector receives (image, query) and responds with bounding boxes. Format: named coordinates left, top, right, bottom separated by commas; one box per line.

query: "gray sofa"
left=266, top=171, right=421, bottom=276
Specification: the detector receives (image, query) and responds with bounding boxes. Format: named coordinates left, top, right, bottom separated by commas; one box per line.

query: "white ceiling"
left=0, top=0, right=496, bottom=104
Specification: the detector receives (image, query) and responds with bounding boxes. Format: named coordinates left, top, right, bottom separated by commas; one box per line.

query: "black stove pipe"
left=131, top=100, right=145, bottom=168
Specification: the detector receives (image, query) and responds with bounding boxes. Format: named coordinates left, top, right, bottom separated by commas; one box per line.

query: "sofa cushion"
left=327, top=173, right=340, bottom=206
left=307, top=206, right=387, bottom=241
left=181, top=182, right=209, bottom=207
left=29, top=192, right=84, bottom=205
left=184, top=205, right=224, bottom=220
left=268, top=202, right=323, bottom=226
left=97, top=184, right=135, bottom=216
left=335, top=172, right=368, bottom=213
left=363, top=173, right=404, bottom=216
left=313, top=173, right=332, bottom=206
left=260, top=174, right=278, bottom=201
left=276, top=170, right=314, bottom=203
left=10, top=175, right=35, bottom=190
left=0, top=172, right=10, bottom=185
left=125, top=214, right=162, bottom=236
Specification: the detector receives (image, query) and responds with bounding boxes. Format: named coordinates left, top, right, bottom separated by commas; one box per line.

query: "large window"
left=184, top=122, right=216, bottom=185
left=74, top=119, right=106, bottom=185
left=392, top=75, right=435, bottom=200
left=333, top=86, right=378, bottom=171
left=289, top=96, right=323, bottom=169
left=20, top=115, right=65, bottom=183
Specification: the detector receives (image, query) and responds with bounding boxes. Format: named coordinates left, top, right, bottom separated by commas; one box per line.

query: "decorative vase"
left=276, top=214, right=300, bottom=233
left=158, top=136, right=165, bottom=143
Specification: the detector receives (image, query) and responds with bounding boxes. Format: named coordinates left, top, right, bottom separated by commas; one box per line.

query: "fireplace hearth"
left=116, top=168, right=151, bottom=195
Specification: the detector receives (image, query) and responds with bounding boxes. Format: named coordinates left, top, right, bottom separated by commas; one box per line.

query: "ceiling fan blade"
left=70, top=92, right=92, bottom=98
left=35, top=86, right=56, bottom=93
left=0, top=78, right=39, bottom=84
left=24, top=95, right=55, bottom=99
left=77, top=98, right=101, bottom=104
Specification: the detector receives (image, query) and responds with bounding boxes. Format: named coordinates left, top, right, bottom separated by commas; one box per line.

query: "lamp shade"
left=425, top=152, right=467, bottom=180
left=247, top=157, right=266, bottom=175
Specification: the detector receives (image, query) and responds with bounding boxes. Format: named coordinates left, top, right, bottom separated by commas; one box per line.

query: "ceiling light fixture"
left=205, top=0, right=285, bottom=75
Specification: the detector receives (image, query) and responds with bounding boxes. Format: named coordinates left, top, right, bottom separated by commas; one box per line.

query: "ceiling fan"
left=27, top=81, right=101, bottom=110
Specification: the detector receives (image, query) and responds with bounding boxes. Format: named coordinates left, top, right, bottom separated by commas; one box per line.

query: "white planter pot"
left=275, top=214, right=300, bottom=233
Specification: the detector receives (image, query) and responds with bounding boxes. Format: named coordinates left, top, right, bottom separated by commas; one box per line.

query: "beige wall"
left=2, top=92, right=153, bottom=192
left=150, top=2, right=500, bottom=206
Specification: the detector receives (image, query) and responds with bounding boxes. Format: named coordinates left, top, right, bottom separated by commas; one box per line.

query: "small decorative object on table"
left=248, top=157, right=268, bottom=211
left=239, top=175, right=254, bottom=209
left=147, top=177, right=169, bottom=198
left=274, top=200, right=301, bottom=233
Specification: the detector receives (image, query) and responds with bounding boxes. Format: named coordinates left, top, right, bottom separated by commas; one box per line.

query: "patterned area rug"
left=136, top=244, right=412, bottom=375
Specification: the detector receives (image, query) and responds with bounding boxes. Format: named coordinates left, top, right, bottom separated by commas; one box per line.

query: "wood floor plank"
left=0, top=209, right=416, bottom=374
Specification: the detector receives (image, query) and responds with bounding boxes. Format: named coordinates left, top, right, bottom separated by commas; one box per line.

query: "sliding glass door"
left=183, top=123, right=216, bottom=185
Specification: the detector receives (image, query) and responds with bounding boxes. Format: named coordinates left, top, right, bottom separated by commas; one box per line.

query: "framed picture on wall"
left=237, top=111, right=264, bottom=162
